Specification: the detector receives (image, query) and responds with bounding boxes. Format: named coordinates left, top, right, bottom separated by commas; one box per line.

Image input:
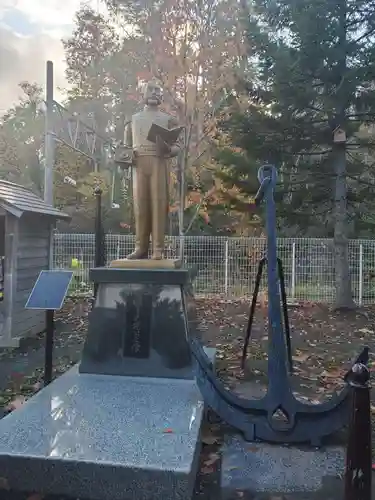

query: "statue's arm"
left=168, top=116, right=182, bottom=158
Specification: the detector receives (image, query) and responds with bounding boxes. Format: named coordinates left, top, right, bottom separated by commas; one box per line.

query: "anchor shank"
left=263, top=172, right=290, bottom=397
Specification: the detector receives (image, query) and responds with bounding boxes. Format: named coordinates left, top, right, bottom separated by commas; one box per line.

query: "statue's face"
left=144, top=80, right=162, bottom=106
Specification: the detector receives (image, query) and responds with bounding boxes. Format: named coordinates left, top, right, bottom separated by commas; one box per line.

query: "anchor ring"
left=258, top=164, right=277, bottom=185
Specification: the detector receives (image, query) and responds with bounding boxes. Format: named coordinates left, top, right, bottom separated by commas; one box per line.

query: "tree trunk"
left=333, top=143, right=356, bottom=309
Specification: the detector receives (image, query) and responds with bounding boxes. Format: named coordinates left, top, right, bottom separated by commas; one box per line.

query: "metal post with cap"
left=94, top=187, right=105, bottom=298
left=344, top=361, right=372, bottom=500
left=44, top=60, right=55, bottom=206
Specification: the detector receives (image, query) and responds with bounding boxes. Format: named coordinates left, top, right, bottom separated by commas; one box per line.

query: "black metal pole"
left=344, top=362, right=372, bottom=500
left=44, top=309, right=54, bottom=386
left=94, top=186, right=104, bottom=298
left=277, top=258, right=293, bottom=374
left=94, top=186, right=104, bottom=267
left=0, top=256, right=4, bottom=302
left=241, top=258, right=265, bottom=369
left=44, top=61, right=55, bottom=206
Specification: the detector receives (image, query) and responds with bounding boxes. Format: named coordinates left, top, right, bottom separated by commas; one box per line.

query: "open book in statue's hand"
left=147, top=123, right=184, bottom=145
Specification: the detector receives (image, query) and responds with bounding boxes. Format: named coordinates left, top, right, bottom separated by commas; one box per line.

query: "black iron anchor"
left=250, top=165, right=295, bottom=432
left=190, top=164, right=369, bottom=445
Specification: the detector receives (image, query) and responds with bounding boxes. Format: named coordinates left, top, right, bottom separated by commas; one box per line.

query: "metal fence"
left=52, top=233, right=375, bottom=304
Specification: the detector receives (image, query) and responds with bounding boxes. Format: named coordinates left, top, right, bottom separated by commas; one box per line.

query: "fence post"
left=358, top=243, right=363, bottom=306
left=116, top=236, right=120, bottom=260
left=79, top=247, right=84, bottom=290
left=179, top=235, right=185, bottom=265
left=291, top=242, right=296, bottom=300
left=224, top=238, right=229, bottom=296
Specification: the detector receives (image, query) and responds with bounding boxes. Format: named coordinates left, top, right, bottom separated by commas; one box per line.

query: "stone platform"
left=110, top=258, right=182, bottom=269
left=0, top=365, right=205, bottom=500
left=220, top=435, right=347, bottom=499
left=0, top=265, right=216, bottom=500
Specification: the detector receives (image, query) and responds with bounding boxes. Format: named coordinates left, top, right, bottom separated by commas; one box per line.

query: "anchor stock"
left=191, top=164, right=369, bottom=445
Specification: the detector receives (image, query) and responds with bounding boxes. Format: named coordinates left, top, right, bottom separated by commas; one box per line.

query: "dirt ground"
left=196, top=298, right=375, bottom=400
left=0, top=299, right=90, bottom=412
left=0, top=297, right=374, bottom=499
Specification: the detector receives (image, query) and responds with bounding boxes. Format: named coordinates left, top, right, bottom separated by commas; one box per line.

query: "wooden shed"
left=0, top=180, right=70, bottom=348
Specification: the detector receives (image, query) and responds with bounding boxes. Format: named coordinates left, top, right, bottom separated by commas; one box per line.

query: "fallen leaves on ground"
left=0, top=299, right=89, bottom=411
left=0, top=477, right=9, bottom=490
left=196, top=298, right=375, bottom=403
left=26, top=494, right=44, bottom=500
left=201, top=451, right=221, bottom=474
left=292, top=350, right=310, bottom=363
left=200, top=465, right=215, bottom=475
left=6, top=395, right=27, bottom=411
left=202, top=435, right=219, bottom=445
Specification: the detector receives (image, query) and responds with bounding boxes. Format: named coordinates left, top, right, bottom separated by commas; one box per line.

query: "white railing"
left=52, top=233, right=375, bottom=304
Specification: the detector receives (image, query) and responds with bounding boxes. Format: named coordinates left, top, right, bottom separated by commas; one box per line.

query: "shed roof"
left=0, top=180, right=70, bottom=220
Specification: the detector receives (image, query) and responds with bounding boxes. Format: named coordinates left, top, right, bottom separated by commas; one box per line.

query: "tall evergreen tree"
left=216, top=0, right=375, bottom=308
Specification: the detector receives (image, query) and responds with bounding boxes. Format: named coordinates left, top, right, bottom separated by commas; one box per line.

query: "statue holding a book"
left=119, top=79, right=183, bottom=260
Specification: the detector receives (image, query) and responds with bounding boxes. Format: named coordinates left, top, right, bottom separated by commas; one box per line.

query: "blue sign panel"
left=25, top=270, right=73, bottom=310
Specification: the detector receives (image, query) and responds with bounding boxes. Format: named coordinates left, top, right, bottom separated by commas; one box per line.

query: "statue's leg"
left=127, top=158, right=151, bottom=259
left=150, top=158, right=168, bottom=260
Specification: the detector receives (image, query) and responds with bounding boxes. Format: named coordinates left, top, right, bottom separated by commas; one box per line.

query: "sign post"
left=25, top=270, right=73, bottom=386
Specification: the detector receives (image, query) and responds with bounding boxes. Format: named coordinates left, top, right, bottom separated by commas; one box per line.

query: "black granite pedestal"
left=79, top=266, right=202, bottom=379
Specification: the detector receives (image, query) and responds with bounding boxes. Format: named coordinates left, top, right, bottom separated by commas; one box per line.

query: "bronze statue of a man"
left=124, top=79, right=181, bottom=260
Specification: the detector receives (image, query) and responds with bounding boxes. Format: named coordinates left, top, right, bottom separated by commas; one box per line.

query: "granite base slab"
left=221, top=435, right=348, bottom=499
left=0, top=366, right=205, bottom=500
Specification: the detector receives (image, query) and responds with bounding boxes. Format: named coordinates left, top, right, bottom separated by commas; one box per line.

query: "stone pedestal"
left=80, top=265, right=200, bottom=378
left=0, top=263, right=212, bottom=500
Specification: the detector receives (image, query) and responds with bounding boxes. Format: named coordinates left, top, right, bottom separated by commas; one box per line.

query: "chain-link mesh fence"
left=52, top=233, right=375, bottom=304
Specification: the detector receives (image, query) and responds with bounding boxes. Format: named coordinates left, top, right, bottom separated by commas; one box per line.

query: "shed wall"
left=0, top=213, right=16, bottom=346
left=11, top=214, right=51, bottom=341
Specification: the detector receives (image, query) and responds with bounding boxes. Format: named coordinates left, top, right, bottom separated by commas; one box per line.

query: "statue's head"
left=143, top=79, right=162, bottom=106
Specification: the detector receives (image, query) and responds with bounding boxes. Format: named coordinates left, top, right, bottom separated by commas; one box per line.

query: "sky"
left=0, top=0, right=108, bottom=113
